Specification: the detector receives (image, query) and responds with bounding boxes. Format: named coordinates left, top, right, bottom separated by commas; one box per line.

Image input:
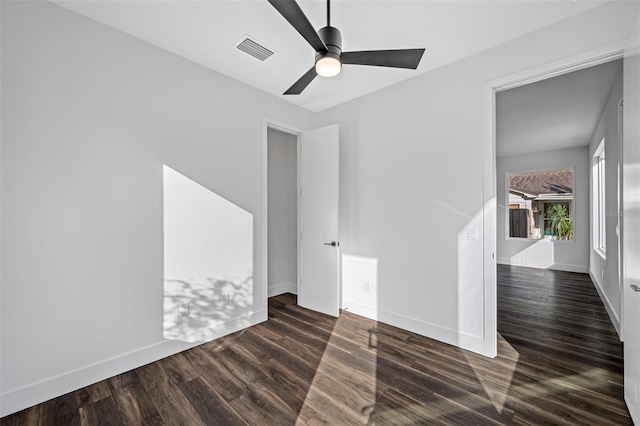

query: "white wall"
left=311, top=1, right=638, bottom=356
left=589, top=69, right=624, bottom=334
left=496, top=148, right=590, bottom=273
left=162, top=166, right=254, bottom=342
left=0, top=1, right=313, bottom=416
left=267, top=128, right=298, bottom=297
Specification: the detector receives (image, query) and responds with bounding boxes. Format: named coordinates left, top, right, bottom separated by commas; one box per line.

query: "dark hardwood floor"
left=2, top=265, right=631, bottom=425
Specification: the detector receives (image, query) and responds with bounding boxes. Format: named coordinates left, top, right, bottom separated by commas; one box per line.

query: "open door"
left=623, top=52, right=640, bottom=424
left=298, top=124, right=340, bottom=317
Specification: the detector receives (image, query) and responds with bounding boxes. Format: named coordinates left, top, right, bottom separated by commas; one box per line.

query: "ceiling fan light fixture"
left=316, top=55, right=342, bottom=77
left=267, top=0, right=425, bottom=94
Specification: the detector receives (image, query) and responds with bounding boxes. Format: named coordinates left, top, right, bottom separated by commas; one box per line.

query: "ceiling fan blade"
left=267, top=0, right=327, bottom=53
left=284, top=66, right=318, bottom=95
left=341, top=49, right=425, bottom=69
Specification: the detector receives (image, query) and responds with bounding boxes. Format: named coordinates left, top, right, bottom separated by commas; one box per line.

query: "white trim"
left=482, top=82, right=498, bottom=358
left=0, top=310, right=265, bottom=417
left=492, top=42, right=626, bottom=93
left=590, top=272, right=621, bottom=338
left=343, top=303, right=486, bottom=356
left=617, top=97, right=624, bottom=341
left=343, top=299, right=379, bottom=321
left=268, top=281, right=297, bottom=297
left=593, top=139, right=607, bottom=256
left=497, top=258, right=588, bottom=274
left=484, top=40, right=627, bottom=361
left=296, top=134, right=301, bottom=300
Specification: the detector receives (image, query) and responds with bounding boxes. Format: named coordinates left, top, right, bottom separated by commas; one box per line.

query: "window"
left=593, top=139, right=606, bottom=257
left=507, top=169, right=574, bottom=240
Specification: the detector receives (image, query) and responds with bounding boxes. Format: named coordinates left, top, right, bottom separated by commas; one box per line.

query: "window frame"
left=593, top=139, right=606, bottom=259
left=505, top=167, right=576, bottom=242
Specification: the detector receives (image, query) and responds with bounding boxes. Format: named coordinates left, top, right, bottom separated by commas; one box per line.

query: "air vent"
left=235, top=35, right=274, bottom=61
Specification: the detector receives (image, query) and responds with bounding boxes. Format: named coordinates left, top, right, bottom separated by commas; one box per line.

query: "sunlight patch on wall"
left=162, top=165, right=253, bottom=342
left=455, top=206, right=484, bottom=347
left=342, top=254, right=379, bottom=320
left=509, top=240, right=555, bottom=269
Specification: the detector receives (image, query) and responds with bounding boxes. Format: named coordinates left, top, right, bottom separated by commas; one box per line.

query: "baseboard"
left=0, top=310, right=265, bottom=418
left=268, top=281, right=297, bottom=297
left=342, top=299, right=487, bottom=357
left=497, top=258, right=588, bottom=274
left=589, top=272, right=621, bottom=338
left=550, top=263, right=589, bottom=273
left=343, top=299, right=379, bottom=321
left=627, top=394, right=640, bottom=426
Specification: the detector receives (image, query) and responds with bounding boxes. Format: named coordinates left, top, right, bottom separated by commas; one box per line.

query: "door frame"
left=617, top=98, right=625, bottom=341
left=483, top=40, right=627, bottom=357
left=262, top=117, right=303, bottom=316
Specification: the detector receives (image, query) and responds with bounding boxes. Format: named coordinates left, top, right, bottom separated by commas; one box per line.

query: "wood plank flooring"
left=2, top=265, right=631, bottom=425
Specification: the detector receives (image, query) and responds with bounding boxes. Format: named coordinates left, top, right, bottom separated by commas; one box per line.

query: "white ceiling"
left=496, top=59, right=622, bottom=158
left=52, top=0, right=608, bottom=112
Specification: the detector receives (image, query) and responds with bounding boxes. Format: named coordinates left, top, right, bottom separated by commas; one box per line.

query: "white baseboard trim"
left=589, top=272, right=621, bottom=338
left=343, top=299, right=379, bottom=321
left=497, top=258, right=588, bottom=274
left=0, top=310, right=265, bottom=418
left=627, top=394, right=640, bottom=426
left=342, top=299, right=487, bottom=357
left=268, top=281, right=297, bottom=297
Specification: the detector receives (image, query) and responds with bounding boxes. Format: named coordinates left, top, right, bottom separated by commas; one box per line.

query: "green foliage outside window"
left=545, top=204, right=573, bottom=240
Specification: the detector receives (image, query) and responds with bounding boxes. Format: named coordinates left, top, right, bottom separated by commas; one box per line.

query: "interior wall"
left=496, top=147, right=590, bottom=273
left=267, top=128, right=298, bottom=297
left=589, top=68, right=624, bottom=334
left=311, top=1, right=639, bottom=355
left=0, top=1, right=313, bottom=416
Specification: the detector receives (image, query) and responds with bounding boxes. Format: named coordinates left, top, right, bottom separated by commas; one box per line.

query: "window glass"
left=593, top=140, right=606, bottom=256
left=507, top=169, right=574, bottom=240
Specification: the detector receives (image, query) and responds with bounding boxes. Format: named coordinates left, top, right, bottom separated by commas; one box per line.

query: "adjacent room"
left=495, top=57, right=632, bottom=424
left=2, top=0, right=639, bottom=424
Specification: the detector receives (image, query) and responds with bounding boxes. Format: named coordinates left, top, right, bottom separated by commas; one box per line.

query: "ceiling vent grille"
left=235, top=35, right=274, bottom=61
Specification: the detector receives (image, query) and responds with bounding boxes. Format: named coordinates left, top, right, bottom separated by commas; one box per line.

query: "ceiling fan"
left=267, top=0, right=426, bottom=95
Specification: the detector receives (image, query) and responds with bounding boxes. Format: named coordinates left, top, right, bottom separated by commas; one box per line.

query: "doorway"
left=483, top=44, right=627, bottom=357
left=494, top=58, right=624, bottom=334
left=267, top=128, right=299, bottom=298
left=262, top=120, right=341, bottom=318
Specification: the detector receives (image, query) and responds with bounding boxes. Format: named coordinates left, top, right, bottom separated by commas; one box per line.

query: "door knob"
left=324, top=241, right=339, bottom=247
left=631, top=284, right=640, bottom=292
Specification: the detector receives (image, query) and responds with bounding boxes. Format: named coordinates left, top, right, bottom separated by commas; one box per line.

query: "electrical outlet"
left=220, top=292, right=230, bottom=306
left=467, top=227, right=478, bottom=240
left=179, top=302, right=190, bottom=317
left=364, top=282, right=371, bottom=292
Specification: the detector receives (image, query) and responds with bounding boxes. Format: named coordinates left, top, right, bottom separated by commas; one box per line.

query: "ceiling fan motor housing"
left=267, top=0, right=425, bottom=94
left=316, top=26, right=342, bottom=63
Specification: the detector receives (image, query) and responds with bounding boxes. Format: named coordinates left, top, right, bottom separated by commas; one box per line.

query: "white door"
left=298, top=124, right=340, bottom=317
left=623, top=52, right=640, bottom=424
